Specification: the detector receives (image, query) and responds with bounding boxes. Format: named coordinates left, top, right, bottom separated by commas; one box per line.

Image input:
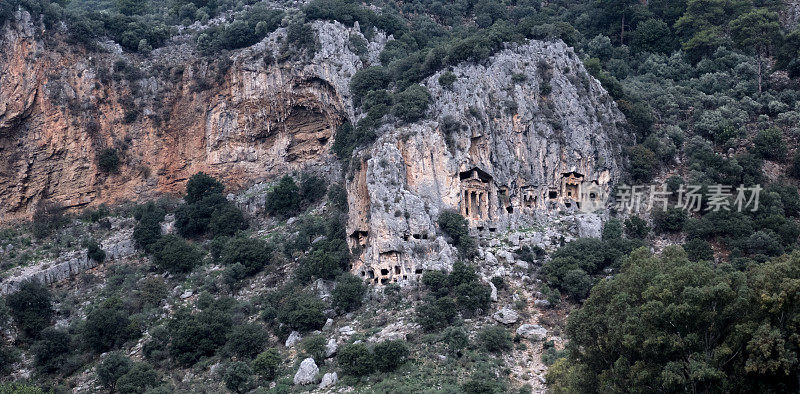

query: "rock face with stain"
left=347, top=40, right=629, bottom=285
left=0, top=13, right=376, bottom=222
left=1, top=12, right=628, bottom=280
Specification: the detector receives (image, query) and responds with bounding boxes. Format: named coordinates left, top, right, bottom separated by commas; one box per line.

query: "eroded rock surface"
left=1, top=12, right=628, bottom=277
left=348, top=40, right=628, bottom=283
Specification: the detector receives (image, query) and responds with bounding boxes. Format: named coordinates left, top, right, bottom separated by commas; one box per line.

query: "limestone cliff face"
left=1, top=11, right=628, bottom=279
left=348, top=41, right=629, bottom=284
left=0, top=12, right=374, bottom=222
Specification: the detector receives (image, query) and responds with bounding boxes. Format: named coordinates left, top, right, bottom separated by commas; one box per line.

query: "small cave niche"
left=412, top=233, right=421, bottom=239
left=548, top=190, right=558, bottom=199
left=415, top=268, right=423, bottom=274
left=394, top=266, right=401, bottom=274
left=380, top=268, right=390, bottom=276
left=507, top=206, right=514, bottom=213
left=350, top=230, right=369, bottom=247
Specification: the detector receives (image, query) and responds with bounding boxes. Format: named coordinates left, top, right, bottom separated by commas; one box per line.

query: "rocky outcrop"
left=517, top=324, right=548, bottom=341
left=319, top=372, right=338, bottom=389
left=293, top=357, right=320, bottom=385
left=348, top=40, right=628, bottom=284
left=493, top=306, right=521, bottom=325
left=0, top=13, right=381, bottom=222
left=1, top=11, right=628, bottom=279
left=782, top=0, right=800, bottom=29
left=0, top=227, right=136, bottom=294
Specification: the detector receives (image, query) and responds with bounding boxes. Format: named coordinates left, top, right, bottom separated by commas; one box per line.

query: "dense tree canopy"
left=549, top=247, right=800, bottom=393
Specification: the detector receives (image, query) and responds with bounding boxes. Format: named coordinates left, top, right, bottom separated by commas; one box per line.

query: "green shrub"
left=623, top=215, right=649, bottom=239
left=627, top=145, right=658, bottom=182
left=83, top=297, right=138, bottom=352
left=327, top=184, right=349, bottom=212
left=0, top=345, right=17, bottom=376
left=350, top=66, right=391, bottom=100
left=332, top=120, right=377, bottom=159
left=373, top=340, right=409, bottom=372
left=167, top=304, right=233, bottom=365
left=490, top=276, right=505, bottom=291
left=515, top=245, right=544, bottom=264
left=295, top=216, right=351, bottom=282
left=174, top=172, right=245, bottom=237
left=751, top=128, right=786, bottom=161
left=223, top=361, right=253, bottom=394
left=449, top=260, right=479, bottom=287
left=116, top=362, right=160, bottom=394
left=789, top=152, right=800, bottom=179
left=421, top=270, right=450, bottom=298
left=6, top=280, right=52, bottom=338
left=653, top=207, right=687, bottom=233
left=83, top=204, right=110, bottom=223
left=97, top=148, right=121, bottom=173
left=133, top=203, right=165, bottom=252
left=441, top=327, right=469, bottom=357
left=185, top=172, right=224, bottom=204
left=331, top=273, right=367, bottom=312
left=478, top=326, right=512, bottom=353
left=554, top=247, right=800, bottom=392
left=684, top=239, right=714, bottom=262
left=437, top=210, right=475, bottom=257
left=209, top=202, right=247, bottom=237
left=219, top=236, right=271, bottom=277
left=265, top=176, right=301, bottom=218
left=631, top=18, right=673, bottom=54
left=85, top=239, right=106, bottom=262
left=416, top=296, right=458, bottom=331
left=252, top=349, right=282, bottom=381
left=561, top=269, right=593, bottom=299
left=174, top=194, right=226, bottom=237
left=299, top=174, right=328, bottom=205
left=301, top=335, right=327, bottom=364
left=461, top=377, right=506, bottom=394
left=601, top=219, right=623, bottom=240
left=438, top=71, right=456, bottom=88
left=297, top=248, right=346, bottom=282
left=392, top=84, right=431, bottom=122
left=453, top=282, right=491, bottom=316
left=0, top=382, right=47, bottom=394
left=31, top=327, right=71, bottom=373
left=286, top=21, right=316, bottom=53
left=135, top=277, right=168, bottom=309
left=31, top=202, right=68, bottom=239
left=743, top=230, right=784, bottom=257
left=196, top=5, right=283, bottom=53
left=97, top=352, right=132, bottom=391
left=226, top=323, right=268, bottom=359
left=151, top=235, right=203, bottom=273
left=277, top=292, right=327, bottom=332
left=338, top=343, right=374, bottom=376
